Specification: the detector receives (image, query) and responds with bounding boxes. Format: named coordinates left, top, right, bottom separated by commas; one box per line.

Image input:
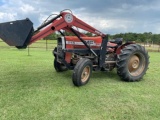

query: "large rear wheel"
left=116, top=44, right=149, bottom=82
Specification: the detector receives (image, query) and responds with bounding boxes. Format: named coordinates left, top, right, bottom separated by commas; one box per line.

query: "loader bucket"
left=0, top=18, right=34, bottom=49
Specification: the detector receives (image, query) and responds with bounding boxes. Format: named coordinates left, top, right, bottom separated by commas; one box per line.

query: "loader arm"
left=30, top=12, right=106, bottom=44
left=0, top=11, right=106, bottom=48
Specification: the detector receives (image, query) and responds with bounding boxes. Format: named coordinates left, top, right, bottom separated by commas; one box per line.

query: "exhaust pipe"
left=0, top=18, right=34, bottom=49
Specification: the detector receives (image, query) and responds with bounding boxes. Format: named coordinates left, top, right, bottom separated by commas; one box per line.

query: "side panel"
left=65, top=36, right=102, bottom=49
left=63, top=36, right=103, bottom=64
left=64, top=37, right=73, bottom=63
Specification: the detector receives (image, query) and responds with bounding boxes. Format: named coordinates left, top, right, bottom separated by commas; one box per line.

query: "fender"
left=116, top=41, right=135, bottom=54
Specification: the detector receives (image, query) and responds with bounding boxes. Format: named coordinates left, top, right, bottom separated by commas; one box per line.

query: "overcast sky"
left=0, top=0, right=160, bottom=34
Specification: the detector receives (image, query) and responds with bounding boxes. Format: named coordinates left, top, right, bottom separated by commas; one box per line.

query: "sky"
left=0, top=0, right=160, bottom=34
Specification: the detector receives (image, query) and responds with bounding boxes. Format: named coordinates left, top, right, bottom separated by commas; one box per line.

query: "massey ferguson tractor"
left=0, top=10, right=149, bottom=86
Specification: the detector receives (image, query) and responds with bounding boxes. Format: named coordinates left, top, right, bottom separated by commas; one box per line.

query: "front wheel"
left=53, top=47, right=67, bottom=72
left=72, top=58, right=92, bottom=86
left=54, top=58, right=67, bottom=72
left=116, top=44, right=149, bottom=82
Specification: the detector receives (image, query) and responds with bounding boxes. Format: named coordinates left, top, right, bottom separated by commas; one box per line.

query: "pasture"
left=0, top=40, right=160, bottom=120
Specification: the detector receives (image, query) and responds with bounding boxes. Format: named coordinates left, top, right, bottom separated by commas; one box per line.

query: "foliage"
left=44, top=33, right=58, bottom=40
left=110, top=32, right=160, bottom=44
left=43, top=33, right=59, bottom=40
left=85, top=32, right=93, bottom=37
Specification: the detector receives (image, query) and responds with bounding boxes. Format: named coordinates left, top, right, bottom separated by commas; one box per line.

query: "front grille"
left=57, top=37, right=64, bottom=62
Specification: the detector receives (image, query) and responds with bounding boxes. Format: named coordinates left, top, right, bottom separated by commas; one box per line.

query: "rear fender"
left=116, top=42, right=135, bottom=54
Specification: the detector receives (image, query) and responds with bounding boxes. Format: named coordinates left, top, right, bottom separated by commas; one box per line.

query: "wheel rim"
left=128, top=54, right=145, bottom=76
left=81, top=66, right=90, bottom=83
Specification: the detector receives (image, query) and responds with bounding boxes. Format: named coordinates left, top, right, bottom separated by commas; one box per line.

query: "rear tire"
left=72, top=58, right=92, bottom=86
left=116, top=44, right=149, bottom=82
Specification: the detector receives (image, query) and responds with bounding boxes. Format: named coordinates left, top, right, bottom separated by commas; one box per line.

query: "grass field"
left=0, top=41, right=160, bottom=120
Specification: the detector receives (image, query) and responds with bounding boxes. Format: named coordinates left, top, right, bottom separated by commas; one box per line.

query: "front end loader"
left=0, top=10, right=149, bottom=86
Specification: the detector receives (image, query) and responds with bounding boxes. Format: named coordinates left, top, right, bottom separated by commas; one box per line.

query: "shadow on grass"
left=91, top=70, right=121, bottom=82
left=52, top=69, right=121, bottom=81
left=1, top=67, right=124, bottom=89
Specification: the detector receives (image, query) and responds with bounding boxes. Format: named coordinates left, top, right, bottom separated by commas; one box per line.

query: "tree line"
left=44, top=32, right=160, bottom=44
left=110, top=32, right=160, bottom=44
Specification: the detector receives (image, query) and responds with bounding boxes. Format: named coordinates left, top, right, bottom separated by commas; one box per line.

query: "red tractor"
left=0, top=10, right=149, bottom=86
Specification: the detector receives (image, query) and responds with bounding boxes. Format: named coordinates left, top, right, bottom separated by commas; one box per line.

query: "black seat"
left=109, top=38, right=123, bottom=45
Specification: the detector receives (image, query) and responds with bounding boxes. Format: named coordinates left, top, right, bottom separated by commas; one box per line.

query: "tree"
left=85, top=32, right=93, bottom=37
left=151, top=34, right=160, bottom=44
left=63, top=31, right=75, bottom=36
left=44, top=33, right=58, bottom=40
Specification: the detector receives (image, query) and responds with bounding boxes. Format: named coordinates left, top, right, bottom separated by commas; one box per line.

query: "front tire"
left=72, top=58, right=92, bottom=86
left=53, top=47, right=67, bottom=72
left=116, top=44, right=149, bottom=82
left=54, top=58, right=67, bottom=72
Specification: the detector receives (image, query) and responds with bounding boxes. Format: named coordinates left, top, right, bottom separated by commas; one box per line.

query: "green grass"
left=0, top=41, right=160, bottom=120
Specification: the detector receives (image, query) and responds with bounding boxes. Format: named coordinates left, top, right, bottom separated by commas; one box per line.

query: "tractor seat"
left=109, top=38, right=123, bottom=45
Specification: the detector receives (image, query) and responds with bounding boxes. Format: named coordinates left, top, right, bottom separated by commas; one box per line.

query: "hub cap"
left=128, top=54, right=145, bottom=76
left=81, top=66, right=90, bottom=82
